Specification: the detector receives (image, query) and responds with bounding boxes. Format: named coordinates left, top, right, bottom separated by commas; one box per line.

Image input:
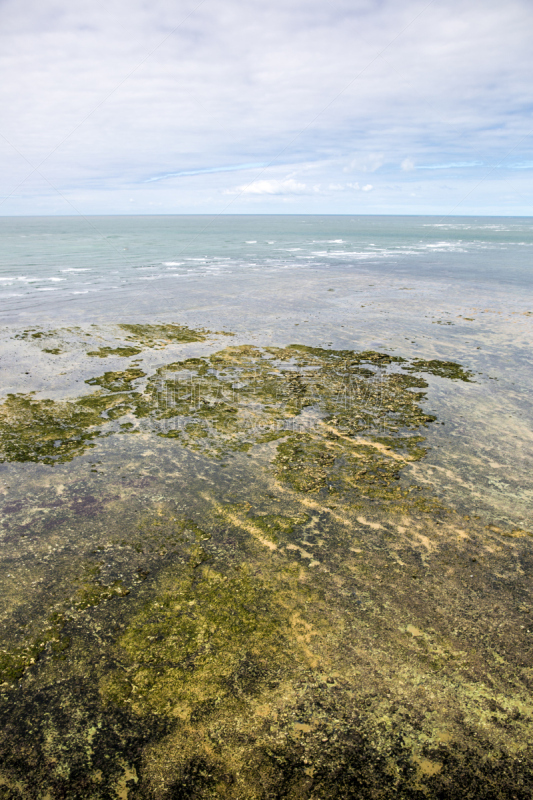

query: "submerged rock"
left=0, top=331, right=530, bottom=798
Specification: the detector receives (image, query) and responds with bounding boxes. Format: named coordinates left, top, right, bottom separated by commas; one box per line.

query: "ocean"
left=0, top=215, right=532, bottom=797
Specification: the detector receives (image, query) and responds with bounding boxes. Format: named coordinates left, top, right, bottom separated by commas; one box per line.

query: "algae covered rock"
left=2, top=333, right=530, bottom=798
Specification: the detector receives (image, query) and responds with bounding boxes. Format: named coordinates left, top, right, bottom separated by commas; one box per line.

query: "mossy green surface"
left=13, top=329, right=56, bottom=341
left=0, top=612, right=69, bottom=684
left=402, top=358, right=475, bottom=382
left=0, top=343, right=457, bottom=504
left=0, top=333, right=531, bottom=798
left=0, top=393, right=103, bottom=464
left=85, top=367, right=146, bottom=393
left=9, top=322, right=219, bottom=360
left=87, top=346, right=142, bottom=357
left=133, top=344, right=439, bottom=472
left=118, top=323, right=209, bottom=347
left=101, top=562, right=286, bottom=715
left=246, top=512, right=308, bottom=543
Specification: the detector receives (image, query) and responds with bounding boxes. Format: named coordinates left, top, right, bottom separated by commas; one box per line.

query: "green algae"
left=13, top=329, right=56, bottom=341
left=101, top=562, right=287, bottom=715
left=10, top=323, right=219, bottom=364
left=122, top=514, right=212, bottom=556
left=2, top=334, right=531, bottom=796
left=0, top=393, right=103, bottom=464
left=0, top=613, right=69, bottom=685
left=132, top=345, right=438, bottom=471
left=0, top=344, right=442, bottom=485
left=91, top=503, right=533, bottom=799
left=0, top=558, right=136, bottom=687
left=275, top=435, right=336, bottom=494
left=12, top=328, right=71, bottom=353
left=74, top=579, right=130, bottom=611
left=118, top=323, right=209, bottom=347
left=87, top=346, right=142, bottom=358
left=284, top=344, right=406, bottom=366
left=1, top=552, right=133, bottom=684
left=1, top=483, right=532, bottom=796
left=85, top=367, right=146, bottom=393
left=402, top=358, right=475, bottom=382
left=139, top=343, right=441, bottom=509
left=248, top=512, right=308, bottom=541
left=0, top=384, right=148, bottom=463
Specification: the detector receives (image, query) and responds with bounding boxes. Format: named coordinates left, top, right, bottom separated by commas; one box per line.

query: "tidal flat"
left=0, top=321, right=531, bottom=799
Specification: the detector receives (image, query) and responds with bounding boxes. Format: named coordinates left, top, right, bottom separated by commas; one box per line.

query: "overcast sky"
left=1, top=0, right=532, bottom=215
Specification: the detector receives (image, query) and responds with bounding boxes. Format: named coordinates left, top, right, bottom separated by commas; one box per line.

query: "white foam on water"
left=423, top=223, right=518, bottom=232
left=311, top=250, right=392, bottom=259
left=0, top=216, right=530, bottom=324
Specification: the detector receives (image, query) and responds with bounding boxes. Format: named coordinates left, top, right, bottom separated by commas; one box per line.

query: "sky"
left=0, top=0, right=532, bottom=216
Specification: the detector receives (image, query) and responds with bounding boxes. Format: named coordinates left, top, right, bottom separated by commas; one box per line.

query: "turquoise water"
left=0, top=215, right=532, bottom=320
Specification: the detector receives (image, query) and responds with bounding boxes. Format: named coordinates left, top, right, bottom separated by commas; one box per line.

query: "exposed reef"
left=0, top=332, right=531, bottom=799
left=0, top=344, right=442, bottom=474
left=117, top=323, right=211, bottom=347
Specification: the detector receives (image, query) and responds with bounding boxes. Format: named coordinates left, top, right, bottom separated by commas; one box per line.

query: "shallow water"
left=0, top=216, right=532, bottom=798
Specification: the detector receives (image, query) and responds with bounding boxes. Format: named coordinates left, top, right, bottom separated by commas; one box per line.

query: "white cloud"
left=340, top=182, right=373, bottom=191
left=0, top=0, right=531, bottom=213
left=344, top=153, right=384, bottom=173
left=508, top=162, right=533, bottom=169
left=416, top=161, right=483, bottom=170
left=227, top=179, right=309, bottom=195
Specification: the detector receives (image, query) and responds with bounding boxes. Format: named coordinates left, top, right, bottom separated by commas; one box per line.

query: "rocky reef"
left=0, top=328, right=530, bottom=799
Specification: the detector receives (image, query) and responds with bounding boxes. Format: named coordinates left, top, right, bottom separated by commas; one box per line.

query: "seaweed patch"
left=402, top=358, right=475, bottom=382
left=0, top=393, right=104, bottom=464
left=0, top=335, right=531, bottom=798
left=0, top=344, right=438, bottom=473
left=87, top=346, right=143, bottom=358
left=118, top=323, right=210, bottom=347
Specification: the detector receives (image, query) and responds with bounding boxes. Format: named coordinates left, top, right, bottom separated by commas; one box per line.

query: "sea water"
left=1, top=215, right=532, bottom=320
left=1, top=215, right=531, bottom=523
left=0, top=215, right=532, bottom=797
